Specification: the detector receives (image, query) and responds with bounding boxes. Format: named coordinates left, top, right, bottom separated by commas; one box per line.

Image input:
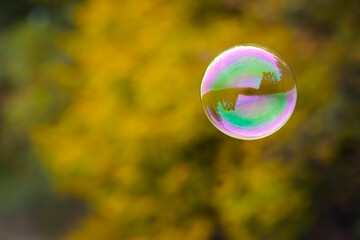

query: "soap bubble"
left=201, top=44, right=297, bottom=140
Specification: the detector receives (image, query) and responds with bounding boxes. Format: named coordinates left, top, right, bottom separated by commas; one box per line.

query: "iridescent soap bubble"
left=201, top=44, right=297, bottom=140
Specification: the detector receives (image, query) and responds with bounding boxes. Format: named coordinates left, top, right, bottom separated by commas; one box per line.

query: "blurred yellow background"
left=0, top=0, right=359, bottom=239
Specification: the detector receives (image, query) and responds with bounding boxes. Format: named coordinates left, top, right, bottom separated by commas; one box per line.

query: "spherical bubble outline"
left=200, top=43, right=297, bottom=140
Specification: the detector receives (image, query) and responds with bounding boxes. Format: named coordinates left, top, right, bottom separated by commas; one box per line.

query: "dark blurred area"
left=0, top=1, right=86, bottom=239
left=0, top=0, right=359, bottom=239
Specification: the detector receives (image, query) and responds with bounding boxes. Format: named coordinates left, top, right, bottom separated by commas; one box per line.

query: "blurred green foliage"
left=0, top=0, right=359, bottom=239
